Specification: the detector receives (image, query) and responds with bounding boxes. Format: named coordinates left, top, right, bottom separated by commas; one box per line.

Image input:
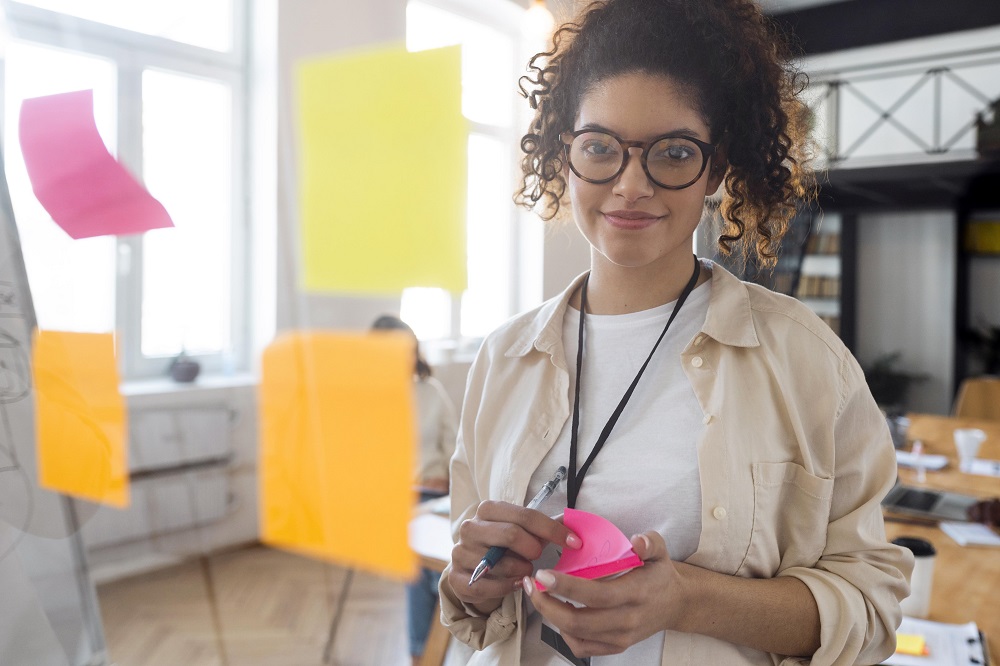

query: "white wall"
left=855, top=211, right=956, bottom=414
left=542, top=220, right=590, bottom=300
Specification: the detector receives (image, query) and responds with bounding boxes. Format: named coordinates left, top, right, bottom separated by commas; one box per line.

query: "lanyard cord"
left=567, top=255, right=702, bottom=509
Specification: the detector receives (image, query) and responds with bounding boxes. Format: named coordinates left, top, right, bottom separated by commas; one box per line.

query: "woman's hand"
left=523, top=531, right=683, bottom=657
left=448, top=500, right=582, bottom=615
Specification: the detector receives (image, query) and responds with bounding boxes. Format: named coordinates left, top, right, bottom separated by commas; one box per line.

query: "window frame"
left=404, top=0, right=543, bottom=349
left=2, top=0, right=251, bottom=379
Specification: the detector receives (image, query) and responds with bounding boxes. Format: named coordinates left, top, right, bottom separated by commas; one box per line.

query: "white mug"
left=893, top=537, right=936, bottom=618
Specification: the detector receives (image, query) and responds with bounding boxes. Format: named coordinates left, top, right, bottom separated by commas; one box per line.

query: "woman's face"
left=567, top=72, right=724, bottom=275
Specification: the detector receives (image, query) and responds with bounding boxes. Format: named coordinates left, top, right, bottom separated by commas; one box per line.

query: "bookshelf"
left=795, top=214, right=842, bottom=336
left=711, top=205, right=856, bottom=350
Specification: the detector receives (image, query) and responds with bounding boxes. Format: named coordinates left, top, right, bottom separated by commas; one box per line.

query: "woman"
left=438, top=1, right=912, bottom=664
left=371, top=315, right=458, bottom=664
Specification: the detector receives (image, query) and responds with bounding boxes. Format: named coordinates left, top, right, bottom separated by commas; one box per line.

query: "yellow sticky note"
left=33, top=330, right=128, bottom=507
left=259, top=331, right=415, bottom=578
left=296, top=44, right=467, bottom=295
left=895, top=633, right=928, bottom=656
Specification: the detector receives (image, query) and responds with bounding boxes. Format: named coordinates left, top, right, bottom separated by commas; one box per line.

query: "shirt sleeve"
left=776, top=353, right=913, bottom=666
left=437, top=344, right=520, bottom=650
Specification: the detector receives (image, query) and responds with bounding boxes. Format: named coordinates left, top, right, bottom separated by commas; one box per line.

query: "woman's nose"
left=612, top=147, right=654, bottom=201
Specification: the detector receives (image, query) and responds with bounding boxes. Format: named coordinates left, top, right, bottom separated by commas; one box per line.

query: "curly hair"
left=515, top=0, right=816, bottom=268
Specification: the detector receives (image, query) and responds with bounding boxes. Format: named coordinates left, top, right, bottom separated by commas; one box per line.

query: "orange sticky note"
left=259, top=331, right=415, bottom=578
left=32, top=330, right=128, bottom=507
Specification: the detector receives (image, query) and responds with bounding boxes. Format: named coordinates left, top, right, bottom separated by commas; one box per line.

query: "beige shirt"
left=414, top=376, right=459, bottom=483
left=440, top=260, right=912, bottom=666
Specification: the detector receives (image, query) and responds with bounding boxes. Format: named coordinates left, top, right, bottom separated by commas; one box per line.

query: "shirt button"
left=702, top=414, right=714, bottom=425
left=713, top=506, right=727, bottom=520
left=691, top=356, right=704, bottom=368
left=694, top=334, right=706, bottom=346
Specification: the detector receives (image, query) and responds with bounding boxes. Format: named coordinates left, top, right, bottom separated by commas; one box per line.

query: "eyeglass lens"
left=568, top=131, right=706, bottom=188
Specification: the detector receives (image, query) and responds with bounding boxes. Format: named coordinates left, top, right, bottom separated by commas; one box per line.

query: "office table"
left=887, top=413, right=1000, bottom=658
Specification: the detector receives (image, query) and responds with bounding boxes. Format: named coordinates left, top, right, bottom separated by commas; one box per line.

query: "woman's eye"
left=582, top=141, right=617, bottom=157
left=663, top=145, right=694, bottom=160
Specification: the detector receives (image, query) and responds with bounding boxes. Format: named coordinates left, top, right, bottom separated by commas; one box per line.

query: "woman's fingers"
left=474, top=500, right=583, bottom=551
left=630, top=530, right=669, bottom=562
left=455, top=501, right=582, bottom=565
left=448, top=499, right=581, bottom=604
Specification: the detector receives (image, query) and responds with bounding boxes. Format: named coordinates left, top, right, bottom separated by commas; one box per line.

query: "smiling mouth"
left=603, top=211, right=660, bottom=229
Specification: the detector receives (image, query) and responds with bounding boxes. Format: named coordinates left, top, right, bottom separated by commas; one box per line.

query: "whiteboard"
left=0, top=149, right=107, bottom=664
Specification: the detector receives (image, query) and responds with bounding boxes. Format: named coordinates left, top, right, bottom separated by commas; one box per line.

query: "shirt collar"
left=702, top=259, right=760, bottom=348
left=505, top=272, right=588, bottom=361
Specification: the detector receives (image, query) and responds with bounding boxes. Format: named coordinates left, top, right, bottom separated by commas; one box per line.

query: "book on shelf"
left=796, top=275, right=841, bottom=299
left=806, top=232, right=842, bottom=255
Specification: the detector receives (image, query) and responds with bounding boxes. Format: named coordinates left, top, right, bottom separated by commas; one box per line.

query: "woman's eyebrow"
left=577, top=122, right=706, bottom=139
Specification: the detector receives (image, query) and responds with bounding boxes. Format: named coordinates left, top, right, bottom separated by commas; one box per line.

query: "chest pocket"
left=737, top=461, right=834, bottom=578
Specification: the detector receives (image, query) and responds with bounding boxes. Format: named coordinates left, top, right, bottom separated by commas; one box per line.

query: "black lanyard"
left=567, top=255, right=702, bottom=509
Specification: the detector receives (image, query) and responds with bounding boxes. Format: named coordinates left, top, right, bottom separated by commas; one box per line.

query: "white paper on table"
left=896, top=450, right=949, bottom=471
left=941, top=521, right=1000, bottom=547
left=967, top=458, right=1000, bottom=478
left=881, top=616, right=986, bottom=666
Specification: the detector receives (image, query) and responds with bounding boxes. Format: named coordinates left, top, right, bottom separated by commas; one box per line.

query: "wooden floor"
left=96, top=545, right=410, bottom=666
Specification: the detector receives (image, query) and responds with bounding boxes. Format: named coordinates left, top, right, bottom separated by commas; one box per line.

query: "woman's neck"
left=574, top=253, right=706, bottom=315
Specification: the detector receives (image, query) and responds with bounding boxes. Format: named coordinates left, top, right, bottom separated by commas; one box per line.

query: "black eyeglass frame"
left=560, top=129, right=718, bottom=190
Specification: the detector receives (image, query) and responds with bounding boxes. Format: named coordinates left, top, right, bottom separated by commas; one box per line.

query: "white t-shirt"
left=521, top=279, right=711, bottom=665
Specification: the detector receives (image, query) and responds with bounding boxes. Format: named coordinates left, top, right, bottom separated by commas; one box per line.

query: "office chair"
left=952, top=376, right=1000, bottom=420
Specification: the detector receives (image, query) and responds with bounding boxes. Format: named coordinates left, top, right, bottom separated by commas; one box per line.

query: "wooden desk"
left=886, top=414, right=1000, bottom=657
left=409, top=512, right=453, bottom=666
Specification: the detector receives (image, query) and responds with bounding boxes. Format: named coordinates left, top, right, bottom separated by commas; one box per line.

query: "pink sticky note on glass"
left=18, top=89, right=173, bottom=239
left=536, top=508, right=643, bottom=591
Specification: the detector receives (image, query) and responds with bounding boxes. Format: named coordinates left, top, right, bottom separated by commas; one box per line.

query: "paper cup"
left=892, top=537, right=936, bottom=618
left=954, top=428, right=986, bottom=472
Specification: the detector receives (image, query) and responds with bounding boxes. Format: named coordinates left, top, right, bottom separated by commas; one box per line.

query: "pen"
left=468, top=466, right=567, bottom=587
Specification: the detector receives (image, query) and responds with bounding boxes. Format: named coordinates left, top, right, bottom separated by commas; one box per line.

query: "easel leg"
left=322, top=568, right=355, bottom=664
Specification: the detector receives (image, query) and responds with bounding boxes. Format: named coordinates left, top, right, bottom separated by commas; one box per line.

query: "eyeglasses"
left=560, top=129, right=717, bottom=190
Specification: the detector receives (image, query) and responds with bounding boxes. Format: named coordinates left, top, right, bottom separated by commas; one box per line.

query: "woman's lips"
left=603, top=210, right=660, bottom=230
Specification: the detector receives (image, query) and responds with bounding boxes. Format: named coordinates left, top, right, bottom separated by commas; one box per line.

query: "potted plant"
left=976, top=98, right=1000, bottom=158
left=863, top=352, right=928, bottom=415
left=962, top=321, right=1000, bottom=375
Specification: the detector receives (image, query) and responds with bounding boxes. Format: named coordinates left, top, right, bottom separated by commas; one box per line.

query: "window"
left=2, top=0, right=248, bottom=378
left=402, top=0, right=543, bottom=348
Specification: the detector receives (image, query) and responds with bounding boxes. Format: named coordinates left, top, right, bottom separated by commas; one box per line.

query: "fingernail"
left=522, top=576, right=534, bottom=595
left=565, top=532, right=583, bottom=548
left=535, top=570, right=556, bottom=589
left=639, top=534, right=651, bottom=551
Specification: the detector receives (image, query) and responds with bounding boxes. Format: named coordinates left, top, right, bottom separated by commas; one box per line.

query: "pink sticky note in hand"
left=536, top=508, right=643, bottom=591
left=18, top=89, right=174, bottom=239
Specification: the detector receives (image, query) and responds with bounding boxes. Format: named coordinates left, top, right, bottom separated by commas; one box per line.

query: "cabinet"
left=955, top=167, right=1000, bottom=387
left=715, top=205, right=856, bottom=350
left=80, top=404, right=234, bottom=550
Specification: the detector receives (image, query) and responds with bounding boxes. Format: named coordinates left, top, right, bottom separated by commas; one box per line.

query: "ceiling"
left=756, top=0, right=847, bottom=12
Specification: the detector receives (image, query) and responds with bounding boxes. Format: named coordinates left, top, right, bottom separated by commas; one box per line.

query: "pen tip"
left=469, top=562, right=488, bottom=586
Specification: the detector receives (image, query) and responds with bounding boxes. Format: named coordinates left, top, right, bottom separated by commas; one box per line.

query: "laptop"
left=882, top=479, right=979, bottom=523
